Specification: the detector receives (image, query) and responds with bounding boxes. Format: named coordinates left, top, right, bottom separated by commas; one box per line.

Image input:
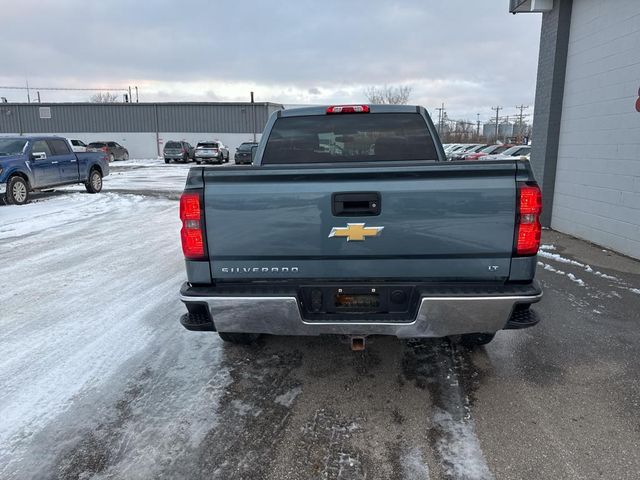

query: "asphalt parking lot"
left=1, top=160, right=639, bottom=480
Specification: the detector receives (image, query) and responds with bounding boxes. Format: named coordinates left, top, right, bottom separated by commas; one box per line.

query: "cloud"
left=0, top=0, right=541, bottom=121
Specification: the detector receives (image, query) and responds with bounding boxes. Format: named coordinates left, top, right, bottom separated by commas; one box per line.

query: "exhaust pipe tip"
left=350, top=336, right=366, bottom=352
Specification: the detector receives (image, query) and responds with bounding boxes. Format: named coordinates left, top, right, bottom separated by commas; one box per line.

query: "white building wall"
left=18, top=132, right=262, bottom=159
left=552, top=0, right=640, bottom=259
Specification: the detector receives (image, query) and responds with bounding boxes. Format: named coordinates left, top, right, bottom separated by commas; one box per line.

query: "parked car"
left=87, top=141, right=129, bottom=162
left=445, top=144, right=477, bottom=160
left=194, top=141, right=229, bottom=164
left=481, top=145, right=531, bottom=160
left=464, top=144, right=513, bottom=161
left=234, top=142, right=258, bottom=165
left=178, top=104, right=543, bottom=348
left=449, top=144, right=490, bottom=161
left=164, top=141, right=194, bottom=163
left=67, top=139, right=87, bottom=153
left=0, top=136, right=109, bottom=205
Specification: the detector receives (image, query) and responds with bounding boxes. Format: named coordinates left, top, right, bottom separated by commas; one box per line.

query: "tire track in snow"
left=403, top=339, right=494, bottom=480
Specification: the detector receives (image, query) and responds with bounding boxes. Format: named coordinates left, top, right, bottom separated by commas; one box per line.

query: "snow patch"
left=231, top=399, right=262, bottom=418
left=538, top=250, right=585, bottom=267
left=539, top=263, right=586, bottom=287
left=594, top=271, right=618, bottom=281
left=567, top=273, right=585, bottom=287
left=402, top=447, right=430, bottom=480
left=538, top=251, right=622, bottom=283
left=433, top=409, right=494, bottom=480
left=275, top=386, right=303, bottom=408
left=540, top=244, right=556, bottom=251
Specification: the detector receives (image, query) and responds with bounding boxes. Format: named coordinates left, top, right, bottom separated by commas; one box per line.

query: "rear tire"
left=109, top=153, right=115, bottom=162
left=218, top=332, right=259, bottom=345
left=5, top=175, right=30, bottom=205
left=458, top=332, right=495, bottom=347
left=123, top=152, right=129, bottom=161
left=85, top=168, right=103, bottom=193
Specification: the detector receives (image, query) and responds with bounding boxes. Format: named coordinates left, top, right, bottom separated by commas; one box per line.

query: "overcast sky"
left=1, top=0, right=541, bottom=122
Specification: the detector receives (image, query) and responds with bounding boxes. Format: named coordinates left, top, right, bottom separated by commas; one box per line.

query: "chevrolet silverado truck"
left=0, top=136, right=109, bottom=205
left=178, top=105, right=543, bottom=349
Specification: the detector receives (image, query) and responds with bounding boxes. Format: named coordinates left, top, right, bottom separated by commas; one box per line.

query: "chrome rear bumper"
left=180, top=290, right=542, bottom=338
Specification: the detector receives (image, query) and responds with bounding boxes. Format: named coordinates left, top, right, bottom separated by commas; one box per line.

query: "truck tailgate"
left=202, top=162, right=517, bottom=281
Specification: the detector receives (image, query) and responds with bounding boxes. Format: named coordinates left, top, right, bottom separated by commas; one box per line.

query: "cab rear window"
left=262, top=113, right=438, bottom=164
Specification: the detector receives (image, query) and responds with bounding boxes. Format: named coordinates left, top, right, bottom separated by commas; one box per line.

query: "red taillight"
left=516, top=184, right=542, bottom=256
left=180, top=192, right=205, bottom=259
left=101, top=146, right=108, bottom=152
left=326, top=105, right=370, bottom=114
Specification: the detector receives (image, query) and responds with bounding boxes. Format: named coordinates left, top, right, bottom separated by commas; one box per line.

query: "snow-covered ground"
left=0, top=161, right=229, bottom=477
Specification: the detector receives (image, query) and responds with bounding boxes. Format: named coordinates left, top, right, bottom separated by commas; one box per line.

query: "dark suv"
left=164, top=141, right=194, bottom=163
left=234, top=142, right=258, bottom=165
left=87, top=141, right=129, bottom=162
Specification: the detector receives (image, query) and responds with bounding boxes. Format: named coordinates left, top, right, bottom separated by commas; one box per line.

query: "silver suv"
left=194, top=141, right=229, bottom=164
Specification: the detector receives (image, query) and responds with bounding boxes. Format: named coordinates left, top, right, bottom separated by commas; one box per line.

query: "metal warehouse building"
left=0, top=102, right=284, bottom=158
left=511, top=0, right=640, bottom=259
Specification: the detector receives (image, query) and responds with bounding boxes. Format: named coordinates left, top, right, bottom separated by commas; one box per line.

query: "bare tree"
left=364, top=85, right=412, bottom=105
left=89, top=92, right=120, bottom=103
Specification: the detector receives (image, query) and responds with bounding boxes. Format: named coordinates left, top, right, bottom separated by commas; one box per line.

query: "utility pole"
left=435, top=103, right=445, bottom=136
left=476, top=113, right=481, bottom=139
left=26, top=78, right=31, bottom=103
left=135, top=86, right=139, bottom=103
left=250, top=91, right=256, bottom=143
left=128, top=86, right=132, bottom=103
left=515, top=104, right=529, bottom=140
left=37, top=91, right=41, bottom=103
left=491, top=106, right=502, bottom=141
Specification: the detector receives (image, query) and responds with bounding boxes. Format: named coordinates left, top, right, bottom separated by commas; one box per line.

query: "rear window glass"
left=165, top=141, right=182, bottom=148
left=88, top=142, right=106, bottom=148
left=197, top=143, right=218, bottom=148
left=262, top=113, right=437, bottom=164
left=237, top=143, right=257, bottom=151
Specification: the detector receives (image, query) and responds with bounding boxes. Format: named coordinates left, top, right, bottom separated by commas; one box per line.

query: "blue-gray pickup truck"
left=178, top=105, right=543, bottom=349
left=0, top=136, right=109, bottom=205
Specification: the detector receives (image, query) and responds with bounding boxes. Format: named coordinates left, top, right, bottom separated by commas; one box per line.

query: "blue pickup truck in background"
left=0, top=136, right=110, bottom=205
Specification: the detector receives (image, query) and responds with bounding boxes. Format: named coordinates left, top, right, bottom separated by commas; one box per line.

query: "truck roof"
left=279, top=104, right=421, bottom=117
left=0, top=135, right=67, bottom=142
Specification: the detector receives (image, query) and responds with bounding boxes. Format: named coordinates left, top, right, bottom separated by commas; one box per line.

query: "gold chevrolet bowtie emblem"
left=329, top=223, right=384, bottom=242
